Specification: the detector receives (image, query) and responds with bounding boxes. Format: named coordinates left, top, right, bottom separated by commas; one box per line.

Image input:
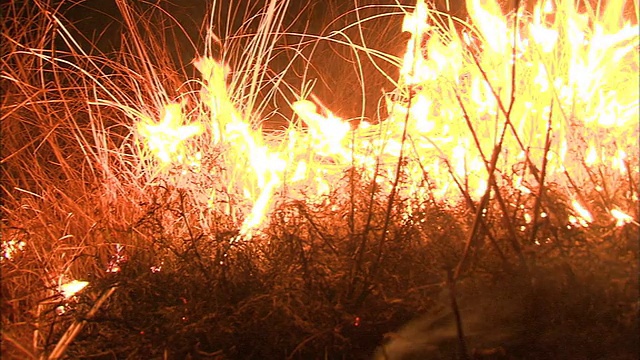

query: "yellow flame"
left=134, top=0, right=638, bottom=235
left=611, top=208, right=636, bottom=227
left=571, top=200, right=593, bottom=224
left=59, top=280, right=89, bottom=299
left=137, top=103, right=203, bottom=164
left=585, top=146, right=598, bottom=166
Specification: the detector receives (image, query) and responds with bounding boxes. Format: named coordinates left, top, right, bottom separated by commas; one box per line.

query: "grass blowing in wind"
left=1, top=0, right=639, bottom=359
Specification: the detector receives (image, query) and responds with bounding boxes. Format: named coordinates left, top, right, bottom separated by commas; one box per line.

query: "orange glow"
left=571, top=200, right=593, bottom=225
left=611, top=208, right=636, bottom=227
left=134, top=0, right=638, bottom=235
left=137, top=103, right=203, bottom=165
left=59, top=280, right=89, bottom=299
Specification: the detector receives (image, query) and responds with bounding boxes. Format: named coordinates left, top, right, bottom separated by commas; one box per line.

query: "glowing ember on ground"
left=58, top=280, right=89, bottom=300
left=611, top=208, right=637, bottom=226
left=135, top=0, right=638, bottom=235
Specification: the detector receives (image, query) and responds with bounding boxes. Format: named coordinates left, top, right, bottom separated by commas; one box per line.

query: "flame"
left=611, top=208, right=636, bottom=227
left=571, top=199, right=593, bottom=224
left=134, top=0, right=638, bottom=235
left=137, top=103, right=203, bottom=165
left=59, top=279, right=89, bottom=299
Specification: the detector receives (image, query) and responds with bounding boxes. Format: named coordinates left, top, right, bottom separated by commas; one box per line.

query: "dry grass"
left=1, top=0, right=638, bottom=359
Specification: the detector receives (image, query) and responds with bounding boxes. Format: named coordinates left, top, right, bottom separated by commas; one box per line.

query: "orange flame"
left=135, top=0, right=638, bottom=235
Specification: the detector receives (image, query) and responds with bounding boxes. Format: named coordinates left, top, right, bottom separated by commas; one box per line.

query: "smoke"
left=373, top=280, right=533, bottom=360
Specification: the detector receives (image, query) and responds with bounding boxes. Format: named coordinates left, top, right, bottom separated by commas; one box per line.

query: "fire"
left=611, top=208, right=637, bottom=227
left=571, top=200, right=593, bottom=224
left=58, top=279, right=89, bottom=300
left=135, top=0, right=638, bottom=235
left=137, top=103, right=203, bottom=165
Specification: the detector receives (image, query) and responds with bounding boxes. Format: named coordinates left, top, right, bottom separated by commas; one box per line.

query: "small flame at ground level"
left=58, top=279, right=89, bottom=300
left=136, top=0, right=638, bottom=236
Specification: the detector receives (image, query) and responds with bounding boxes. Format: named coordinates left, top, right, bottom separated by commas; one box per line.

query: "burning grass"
left=1, top=0, right=639, bottom=359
